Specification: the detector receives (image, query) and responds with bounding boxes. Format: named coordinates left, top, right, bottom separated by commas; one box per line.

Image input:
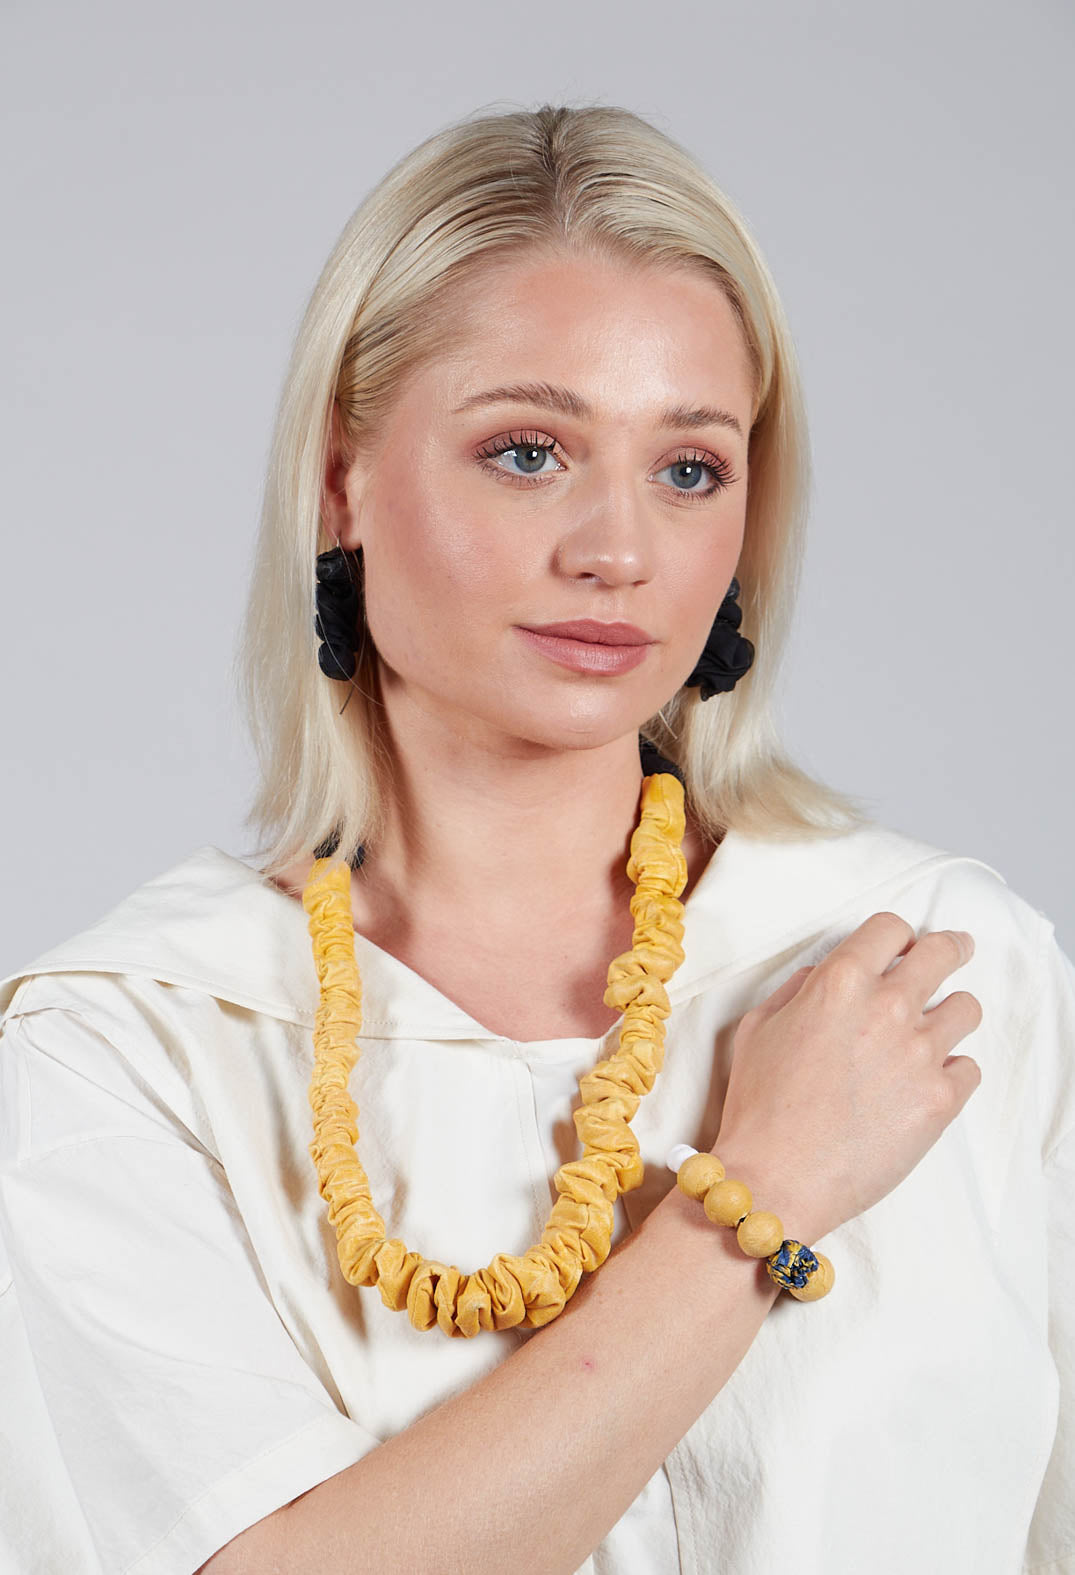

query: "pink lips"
left=516, top=621, right=653, bottom=676
left=521, top=619, right=654, bottom=645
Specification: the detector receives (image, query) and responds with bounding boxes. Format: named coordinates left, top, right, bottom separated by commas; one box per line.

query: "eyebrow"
left=451, top=381, right=745, bottom=439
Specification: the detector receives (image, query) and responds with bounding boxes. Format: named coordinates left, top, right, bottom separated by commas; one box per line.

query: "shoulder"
left=802, top=821, right=1057, bottom=1006
left=0, top=843, right=317, bottom=1031
left=735, top=818, right=1058, bottom=1048
left=0, top=844, right=318, bottom=1171
left=792, top=821, right=1072, bottom=1162
left=789, top=818, right=1051, bottom=945
left=906, top=826, right=1048, bottom=951
left=711, top=817, right=1053, bottom=978
left=802, top=821, right=1069, bottom=1101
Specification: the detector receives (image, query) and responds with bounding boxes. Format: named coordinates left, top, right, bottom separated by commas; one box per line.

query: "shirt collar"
left=0, top=827, right=975, bottom=1041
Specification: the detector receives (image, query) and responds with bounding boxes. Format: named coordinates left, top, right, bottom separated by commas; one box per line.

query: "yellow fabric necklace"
left=302, top=768, right=689, bottom=1339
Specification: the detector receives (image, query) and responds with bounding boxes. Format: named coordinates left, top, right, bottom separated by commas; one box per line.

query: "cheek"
left=669, top=538, right=742, bottom=609
left=414, top=504, right=524, bottom=612
left=663, top=533, right=746, bottom=657
left=364, top=479, right=527, bottom=658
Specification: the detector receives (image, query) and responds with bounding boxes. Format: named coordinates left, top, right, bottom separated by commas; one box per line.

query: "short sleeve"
left=1023, top=934, right=1075, bottom=1573
left=0, top=1001, right=382, bottom=1575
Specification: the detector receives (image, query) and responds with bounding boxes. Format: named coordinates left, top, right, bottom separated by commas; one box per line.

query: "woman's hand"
left=713, top=912, right=983, bottom=1242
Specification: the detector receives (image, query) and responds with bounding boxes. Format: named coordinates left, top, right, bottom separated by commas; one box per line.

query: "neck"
left=357, top=694, right=698, bottom=933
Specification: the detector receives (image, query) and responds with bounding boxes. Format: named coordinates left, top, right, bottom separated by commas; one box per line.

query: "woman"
left=0, top=104, right=1071, bottom=1575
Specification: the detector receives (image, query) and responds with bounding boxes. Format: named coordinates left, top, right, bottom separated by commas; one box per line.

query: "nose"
left=553, top=470, right=656, bottom=588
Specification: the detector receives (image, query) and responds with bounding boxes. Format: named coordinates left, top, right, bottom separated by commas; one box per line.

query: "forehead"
left=417, top=248, right=756, bottom=423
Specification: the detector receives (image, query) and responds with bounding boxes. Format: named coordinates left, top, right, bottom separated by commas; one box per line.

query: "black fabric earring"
left=682, top=577, right=755, bottom=701
left=314, top=544, right=364, bottom=680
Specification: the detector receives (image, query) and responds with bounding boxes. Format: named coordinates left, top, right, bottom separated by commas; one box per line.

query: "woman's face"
left=330, top=247, right=756, bottom=755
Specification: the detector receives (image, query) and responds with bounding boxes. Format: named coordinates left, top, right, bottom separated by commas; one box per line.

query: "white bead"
left=666, top=1143, right=700, bottom=1174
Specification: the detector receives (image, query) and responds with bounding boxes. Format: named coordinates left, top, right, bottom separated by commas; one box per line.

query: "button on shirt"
left=0, top=824, right=1072, bottom=1575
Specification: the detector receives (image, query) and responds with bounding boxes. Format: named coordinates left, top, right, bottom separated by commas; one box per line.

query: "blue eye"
left=476, top=433, right=563, bottom=481
left=657, top=459, right=714, bottom=494
left=494, top=443, right=560, bottom=477
left=659, top=451, right=739, bottom=497
left=474, top=432, right=738, bottom=501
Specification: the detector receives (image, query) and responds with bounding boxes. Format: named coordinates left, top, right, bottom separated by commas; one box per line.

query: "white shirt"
left=0, top=823, right=1071, bottom=1575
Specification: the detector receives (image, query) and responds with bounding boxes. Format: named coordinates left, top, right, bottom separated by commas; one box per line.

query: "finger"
left=920, top=987, right=983, bottom=1045
left=939, top=1054, right=983, bottom=1113
left=891, top=930, right=974, bottom=1007
left=882, top=932, right=918, bottom=972
left=823, top=911, right=918, bottom=978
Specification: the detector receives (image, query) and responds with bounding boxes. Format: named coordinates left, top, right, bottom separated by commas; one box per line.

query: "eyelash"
left=474, top=430, right=739, bottom=503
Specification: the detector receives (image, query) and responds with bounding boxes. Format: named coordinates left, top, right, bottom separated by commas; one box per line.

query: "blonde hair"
left=234, top=102, right=874, bottom=880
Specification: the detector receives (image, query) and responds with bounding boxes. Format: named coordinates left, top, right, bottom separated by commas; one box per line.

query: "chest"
left=371, top=932, right=629, bottom=1042
left=214, top=973, right=1053, bottom=1575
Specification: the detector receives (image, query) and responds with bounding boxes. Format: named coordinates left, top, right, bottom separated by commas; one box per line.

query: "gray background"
left=2, top=0, right=1071, bottom=969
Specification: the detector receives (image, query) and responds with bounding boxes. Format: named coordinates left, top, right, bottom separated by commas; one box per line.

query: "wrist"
left=671, top=1141, right=830, bottom=1252
left=649, top=1181, right=783, bottom=1299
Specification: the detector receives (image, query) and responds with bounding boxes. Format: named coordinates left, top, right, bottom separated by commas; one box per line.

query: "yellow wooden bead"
left=676, top=1152, right=725, bottom=1199
left=703, top=1177, right=752, bottom=1226
left=787, top=1250, right=835, bottom=1301
left=736, top=1209, right=785, bottom=1259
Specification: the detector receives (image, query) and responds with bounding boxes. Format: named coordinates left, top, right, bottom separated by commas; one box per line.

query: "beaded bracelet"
left=665, top=1145, right=835, bottom=1301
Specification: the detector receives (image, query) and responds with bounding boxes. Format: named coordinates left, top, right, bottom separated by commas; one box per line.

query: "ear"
left=321, top=402, right=363, bottom=551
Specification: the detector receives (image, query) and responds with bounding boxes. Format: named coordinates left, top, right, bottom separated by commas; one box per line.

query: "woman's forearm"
left=204, top=1157, right=814, bottom=1575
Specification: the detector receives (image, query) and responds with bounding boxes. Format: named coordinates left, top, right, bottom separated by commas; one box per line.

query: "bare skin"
left=269, top=245, right=751, bottom=1040
left=268, top=813, right=716, bottom=1042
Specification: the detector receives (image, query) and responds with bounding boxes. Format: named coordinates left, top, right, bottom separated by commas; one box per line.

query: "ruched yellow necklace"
left=302, top=768, right=688, bottom=1339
